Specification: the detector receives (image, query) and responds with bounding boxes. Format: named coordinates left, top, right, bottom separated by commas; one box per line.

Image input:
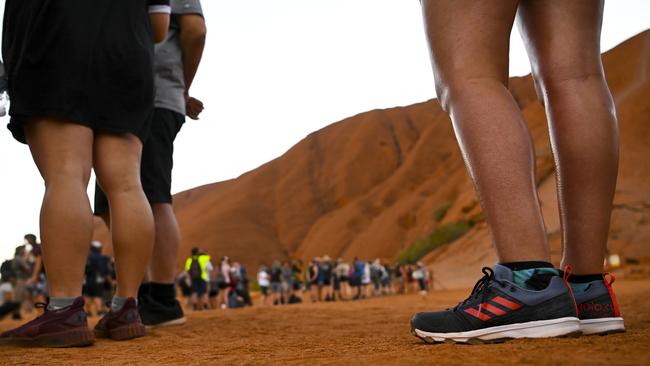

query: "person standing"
left=94, top=0, right=206, bottom=327
left=0, top=272, right=20, bottom=320
left=24, top=234, right=47, bottom=311
left=0, top=0, right=171, bottom=347
left=82, top=241, right=110, bottom=317
left=184, top=248, right=211, bottom=311
left=10, top=246, right=30, bottom=319
left=412, top=0, right=623, bottom=343
left=257, top=265, right=271, bottom=306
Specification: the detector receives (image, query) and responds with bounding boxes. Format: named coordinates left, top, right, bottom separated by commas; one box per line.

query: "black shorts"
left=260, top=286, right=269, bottom=296
left=209, top=282, right=219, bottom=298
left=3, top=0, right=155, bottom=144
left=94, top=108, right=184, bottom=213
left=83, top=281, right=104, bottom=298
left=191, top=279, right=207, bottom=297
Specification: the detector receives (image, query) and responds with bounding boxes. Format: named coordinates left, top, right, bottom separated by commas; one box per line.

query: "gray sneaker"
left=411, top=265, right=580, bottom=344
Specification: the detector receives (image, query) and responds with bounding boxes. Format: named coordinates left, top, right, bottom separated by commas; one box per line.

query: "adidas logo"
left=464, top=296, right=522, bottom=321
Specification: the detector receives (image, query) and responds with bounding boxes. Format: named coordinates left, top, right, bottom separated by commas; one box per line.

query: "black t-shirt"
left=85, top=252, right=108, bottom=284
left=271, top=267, right=282, bottom=283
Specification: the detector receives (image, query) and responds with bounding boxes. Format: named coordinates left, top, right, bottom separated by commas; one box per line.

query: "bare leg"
left=148, top=203, right=181, bottom=283
left=94, top=133, right=154, bottom=298
left=421, top=0, right=549, bottom=262
left=517, top=0, right=618, bottom=275
left=24, top=119, right=93, bottom=298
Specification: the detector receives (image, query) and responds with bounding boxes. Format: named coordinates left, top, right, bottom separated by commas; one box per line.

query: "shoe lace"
left=453, top=267, right=504, bottom=311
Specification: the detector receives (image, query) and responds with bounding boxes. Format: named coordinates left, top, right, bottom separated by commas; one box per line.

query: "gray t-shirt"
left=153, top=0, right=204, bottom=115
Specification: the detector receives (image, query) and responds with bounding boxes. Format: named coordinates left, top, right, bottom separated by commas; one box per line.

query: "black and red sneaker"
left=94, top=298, right=146, bottom=341
left=410, top=265, right=580, bottom=344
left=572, top=273, right=625, bottom=335
left=0, top=297, right=94, bottom=347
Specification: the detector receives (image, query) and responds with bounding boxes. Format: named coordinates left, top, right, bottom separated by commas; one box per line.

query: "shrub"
left=433, top=201, right=453, bottom=222
left=396, top=220, right=472, bottom=264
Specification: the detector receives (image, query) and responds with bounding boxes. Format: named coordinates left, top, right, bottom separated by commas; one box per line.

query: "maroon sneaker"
left=0, top=297, right=94, bottom=347
left=94, top=298, right=146, bottom=340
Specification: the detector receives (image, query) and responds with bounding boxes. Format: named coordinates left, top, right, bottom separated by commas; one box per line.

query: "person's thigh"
left=421, top=0, right=519, bottom=107
left=24, top=118, right=93, bottom=184
left=517, top=0, right=605, bottom=89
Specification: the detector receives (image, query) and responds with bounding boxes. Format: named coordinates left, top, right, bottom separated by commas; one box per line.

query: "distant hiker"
left=82, top=241, right=110, bottom=316
left=232, top=262, right=252, bottom=307
left=334, top=258, right=350, bottom=300
left=257, top=265, right=271, bottom=306
left=394, top=263, right=405, bottom=294
left=217, top=256, right=232, bottom=309
left=11, top=246, right=30, bottom=318
left=362, top=261, right=372, bottom=298
left=270, top=260, right=284, bottom=305
left=94, top=0, right=206, bottom=328
left=413, top=1, right=623, bottom=343
left=412, top=262, right=427, bottom=295
left=0, top=272, right=20, bottom=321
left=185, top=248, right=212, bottom=311
left=208, top=262, right=220, bottom=309
left=281, top=261, right=294, bottom=303
left=24, top=234, right=47, bottom=311
left=308, top=258, right=320, bottom=302
left=370, top=259, right=382, bottom=297
left=350, top=258, right=365, bottom=300
left=380, top=260, right=393, bottom=295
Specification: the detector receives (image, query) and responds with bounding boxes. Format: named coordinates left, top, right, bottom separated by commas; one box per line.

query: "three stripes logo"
left=464, top=296, right=522, bottom=321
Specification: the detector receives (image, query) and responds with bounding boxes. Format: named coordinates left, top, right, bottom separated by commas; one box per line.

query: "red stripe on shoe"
left=604, top=273, right=621, bottom=317
left=492, top=296, right=522, bottom=310
left=482, top=303, right=507, bottom=316
left=464, top=307, right=492, bottom=321
left=563, top=265, right=579, bottom=317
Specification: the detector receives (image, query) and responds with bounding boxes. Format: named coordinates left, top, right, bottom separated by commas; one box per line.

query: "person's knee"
left=532, top=62, right=604, bottom=97
left=96, top=172, right=142, bottom=200
left=436, top=76, right=508, bottom=113
left=43, top=159, right=91, bottom=189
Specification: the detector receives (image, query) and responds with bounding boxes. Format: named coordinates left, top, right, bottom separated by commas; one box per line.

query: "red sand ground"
left=1, top=278, right=649, bottom=365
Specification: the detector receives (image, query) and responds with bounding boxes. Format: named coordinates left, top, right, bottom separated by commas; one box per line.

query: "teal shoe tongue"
left=493, top=264, right=559, bottom=290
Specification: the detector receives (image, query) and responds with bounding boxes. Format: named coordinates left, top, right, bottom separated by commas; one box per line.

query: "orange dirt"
left=1, top=278, right=649, bottom=365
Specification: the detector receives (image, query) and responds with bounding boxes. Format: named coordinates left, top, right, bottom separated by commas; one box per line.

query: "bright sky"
left=0, top=0, right=648, bottom=262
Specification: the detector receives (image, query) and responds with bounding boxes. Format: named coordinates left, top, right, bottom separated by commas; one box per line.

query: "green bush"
left=396, top=220, right=472, bottom=264
left=433, top=201, right=453, bottom=222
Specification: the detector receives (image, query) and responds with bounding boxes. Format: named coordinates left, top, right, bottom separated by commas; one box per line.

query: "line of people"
left=256, top=257, right=435, bottom=306
left=0, top=234, right=46, bottom=321
left=177, top=248, right=252, bottom=311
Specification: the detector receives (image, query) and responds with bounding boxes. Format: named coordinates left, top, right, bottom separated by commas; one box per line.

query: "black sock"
left=567, top=273, right=603, bottom=283
left=138, top=282, right=152, bottom=301
left=499, top=261, right=554, bottom=271
left=150, top=282, right=176, bottom=306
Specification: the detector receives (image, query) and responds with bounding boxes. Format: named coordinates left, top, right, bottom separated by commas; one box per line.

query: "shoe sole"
left=94, top=323, right=146, bottom=341
left=144, top=316, right=187, bottom=329
left=412, top=317, right=581, bottom=344
left=0, top=327, right=95, bottom=348
left=580, top=317, right=625, bottom=335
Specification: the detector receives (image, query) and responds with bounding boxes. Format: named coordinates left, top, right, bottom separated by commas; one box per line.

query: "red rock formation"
left=94, top=30, right=650, bottom=287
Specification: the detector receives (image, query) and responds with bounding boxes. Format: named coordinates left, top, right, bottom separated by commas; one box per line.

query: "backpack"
left=189, top=256, right=202, bottom=280
left=0, top=259, right=14, bottom=281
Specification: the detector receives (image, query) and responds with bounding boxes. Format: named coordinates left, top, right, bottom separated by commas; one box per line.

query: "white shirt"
left=258, top=270, right=270, bottom=287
